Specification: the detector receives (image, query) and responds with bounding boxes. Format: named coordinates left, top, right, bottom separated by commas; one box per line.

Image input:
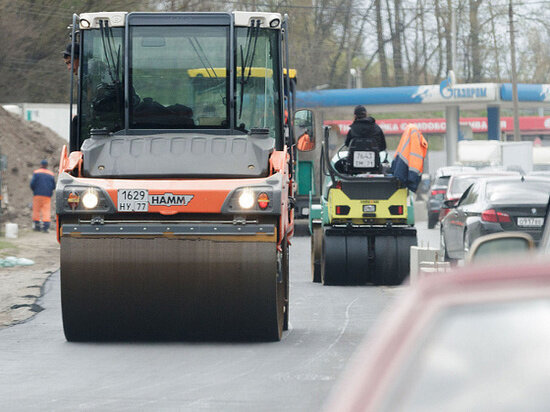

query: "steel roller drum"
left=60, top=235, right=283, bottom=341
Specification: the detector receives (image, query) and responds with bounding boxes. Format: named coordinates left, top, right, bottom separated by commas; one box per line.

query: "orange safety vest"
left=392, top=124, right=428, bottom=191
left=297, top=133, right=314, bottom=151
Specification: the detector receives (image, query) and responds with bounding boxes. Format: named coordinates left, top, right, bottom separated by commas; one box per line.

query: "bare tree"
left=385, top=0, right=405, bottom=85
left=375, top=0, right=390, bottom=85
left=468, top=0, right=483, bottom=82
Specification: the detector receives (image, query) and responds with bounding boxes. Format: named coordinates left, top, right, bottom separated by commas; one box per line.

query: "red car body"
left=324, top=257, right=550, bottom=412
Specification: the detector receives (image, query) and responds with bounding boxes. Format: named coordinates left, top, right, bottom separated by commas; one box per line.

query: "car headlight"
left=82, top=190, right=99, bottom=209
left=238, top=189, right=255, bottom=209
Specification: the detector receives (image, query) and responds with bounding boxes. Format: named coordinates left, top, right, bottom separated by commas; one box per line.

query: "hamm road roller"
left=310, top=127, right=418, bottom=285
left=56, top=11, right=294, bottom=341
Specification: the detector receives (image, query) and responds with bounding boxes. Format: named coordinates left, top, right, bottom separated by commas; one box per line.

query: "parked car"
left=323, top=257, right=550, bottom=412
left=441, top=176, right=550, bottom=261
left=426, top=166, right=475, bottom=229
left=438, top=171, right=519, bottom=223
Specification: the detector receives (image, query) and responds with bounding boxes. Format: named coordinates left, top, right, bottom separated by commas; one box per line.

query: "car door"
left=539, top=196, right=550, bottom=254
left=446, top=185, right=476, bottom=254
left=457, top=184, right=480, bottom=253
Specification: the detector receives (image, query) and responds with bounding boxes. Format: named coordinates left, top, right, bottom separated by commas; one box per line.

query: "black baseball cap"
left=62, top=43, right=80, bottom=58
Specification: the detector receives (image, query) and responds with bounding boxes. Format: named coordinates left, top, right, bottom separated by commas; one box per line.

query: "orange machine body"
left=57, top=146, right=294, bottom=246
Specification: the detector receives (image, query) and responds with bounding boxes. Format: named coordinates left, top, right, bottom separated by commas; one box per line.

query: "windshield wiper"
left=99, top=20, right=120, bottom=85
left=98, top=20, right=122, bottom=132
left=238, top=19, right=260, bottom=122
left=188, top=37, right=225, bottom=102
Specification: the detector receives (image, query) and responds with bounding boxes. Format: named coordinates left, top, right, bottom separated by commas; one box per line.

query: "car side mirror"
left=467, top=232, right=535, bottom=263
left=443, top=199, right=455, bottom=208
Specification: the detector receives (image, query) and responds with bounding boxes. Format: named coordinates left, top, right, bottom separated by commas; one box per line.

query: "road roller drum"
left=61, top=229, right=285, bottom=341
left=320, top=226, right=416, bottom=286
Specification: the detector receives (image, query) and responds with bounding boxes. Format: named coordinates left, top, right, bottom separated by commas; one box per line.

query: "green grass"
left=0, top=239, right=17, bottom=257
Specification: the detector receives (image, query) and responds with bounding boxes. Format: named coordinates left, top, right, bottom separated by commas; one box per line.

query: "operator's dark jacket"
left=30, top=168, right=56, bottom=197
left=345, top=117, right=387, bottom=151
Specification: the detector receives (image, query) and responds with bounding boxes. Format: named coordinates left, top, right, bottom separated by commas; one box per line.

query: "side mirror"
left=294, top=109, right=315, bottom=152
left=443, top=199, right=456, bottom=208
left=467, top=232, right=535, bottom=263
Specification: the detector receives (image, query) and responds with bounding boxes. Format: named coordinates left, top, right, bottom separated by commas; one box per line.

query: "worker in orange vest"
left=391, top=124, right=428, bottom=191
left=30, top=160, right=56, bottom=233
left=297, top=131, right=314, bottom=151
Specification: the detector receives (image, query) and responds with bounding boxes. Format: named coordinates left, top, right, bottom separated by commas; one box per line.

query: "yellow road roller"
left=311, top=128, right=417, bottom=285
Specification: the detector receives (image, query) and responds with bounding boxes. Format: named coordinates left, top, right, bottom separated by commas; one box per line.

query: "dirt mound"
left=0, top=107, right=66, bottom=229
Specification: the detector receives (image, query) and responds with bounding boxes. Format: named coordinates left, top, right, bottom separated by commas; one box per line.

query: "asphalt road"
left=0, top=222, right=438, bottom=411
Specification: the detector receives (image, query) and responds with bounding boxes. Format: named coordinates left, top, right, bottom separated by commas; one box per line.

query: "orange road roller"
left=56, top=11, right=294, bottom=341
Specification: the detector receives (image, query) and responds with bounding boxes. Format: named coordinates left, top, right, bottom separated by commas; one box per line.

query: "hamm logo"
left=149, top=193, right=194, bottom=206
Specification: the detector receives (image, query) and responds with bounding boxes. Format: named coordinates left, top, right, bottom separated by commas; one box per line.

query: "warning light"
left=257, top=192, right=270, bottom=209
left=389, top=205, right=404, bottom=215
left=335, top=205, right=350, bottom=215
left=67, top=192, right=80, bottom=210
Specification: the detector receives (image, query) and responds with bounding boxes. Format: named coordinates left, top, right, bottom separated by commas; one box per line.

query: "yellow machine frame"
left=327, top=187, right=408, bottom=225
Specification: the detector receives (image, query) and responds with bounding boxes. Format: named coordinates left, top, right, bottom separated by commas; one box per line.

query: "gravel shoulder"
left=0, top=229, right=59, bottom=328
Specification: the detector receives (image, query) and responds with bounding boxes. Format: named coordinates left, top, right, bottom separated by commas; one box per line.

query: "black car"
left=441, top=176, right=550, bottom=261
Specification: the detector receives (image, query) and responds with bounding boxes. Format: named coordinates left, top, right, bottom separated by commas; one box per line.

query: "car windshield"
left=382, top=299, right=550, bottom=412
left=434, top=176, right=450, bottom=187
left=129, top=25, right=228, bottom=129
left=486, top=181, right=550, bottom=203
left=449, top=176, right=476, bottom=194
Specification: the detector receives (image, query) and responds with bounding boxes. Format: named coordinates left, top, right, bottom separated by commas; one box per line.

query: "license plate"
left=363, top=204, right=376, bottom=212
left=118, top=189, right=149, bottom=212
left=517, top=217, right=544, bottom=227
left=353, top=151, right=375, bottom=168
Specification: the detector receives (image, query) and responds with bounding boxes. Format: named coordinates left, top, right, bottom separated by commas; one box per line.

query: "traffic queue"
left=323, top=166, right=550, bottom=412
left=425, top=165, right=550, bottom=263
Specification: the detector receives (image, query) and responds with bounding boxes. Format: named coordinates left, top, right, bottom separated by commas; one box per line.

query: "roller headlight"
left=82, top=190, right=99, bottom=209
left=79, top=19, right=90, bottom=29
left=269, top=18, right=280, bottom=28
left=238, top=189, right=255, bottom=209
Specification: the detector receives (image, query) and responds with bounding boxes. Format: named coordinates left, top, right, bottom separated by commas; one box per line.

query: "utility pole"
left=445, top=4, right=459, bottom=166
left=509, top=0, right=521, bottom=142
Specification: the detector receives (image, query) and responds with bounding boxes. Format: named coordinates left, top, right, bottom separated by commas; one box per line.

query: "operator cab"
left=69, top=11, right=288, bottom=179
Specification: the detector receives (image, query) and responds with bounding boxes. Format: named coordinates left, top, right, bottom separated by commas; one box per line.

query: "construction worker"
left=297, top=130, right=314, bottom=151
left=30, top=160, right=56, bottom=233
left=391, top=124, right=428, bottom=192
left=345, top=105, right=386, bottom=151
left=63, top=43, right=79, bottom=75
